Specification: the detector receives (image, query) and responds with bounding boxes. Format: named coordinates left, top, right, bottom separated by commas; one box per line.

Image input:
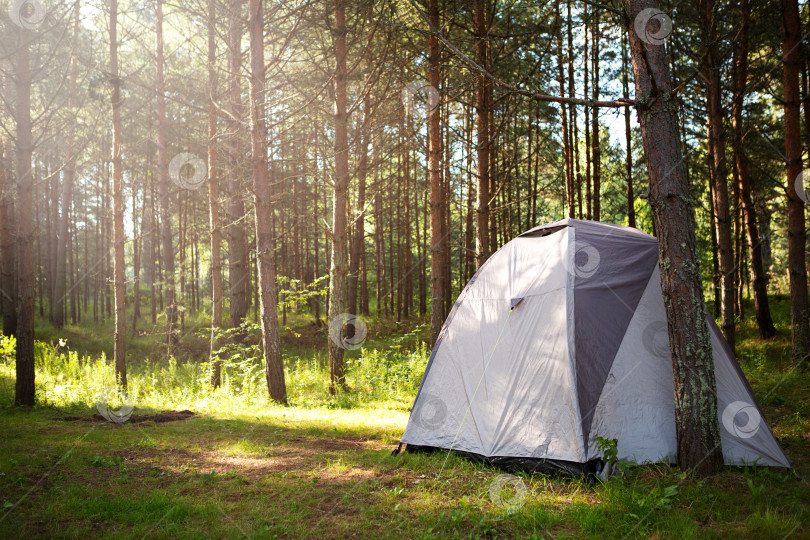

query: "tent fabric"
left=400, top=218, right=792, bottom=472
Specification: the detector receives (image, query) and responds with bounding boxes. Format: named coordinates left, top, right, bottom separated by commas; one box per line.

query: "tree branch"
left=406, top=0, right=635, bottom=108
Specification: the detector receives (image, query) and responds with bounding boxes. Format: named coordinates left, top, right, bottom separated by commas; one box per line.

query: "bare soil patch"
left=55, top=410, right=195, bottom=424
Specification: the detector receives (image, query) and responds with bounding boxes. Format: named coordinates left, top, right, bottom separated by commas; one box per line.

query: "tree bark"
left=328, top=0, right=350, bottom=393
left=781, top=0, right=810, bottom=362
left=226, top=0, right=249, bottom=335
left=556, top=1, right=574, bottom=218
left=566, top=0, right=579, bottom=219
left=591, top=12, right=601, bottom=221
left=622, top=31, right=635, bottom=228
left=14, top=20, right=35, bottom=406
left=248, top=0, right=287, bottom=403
left=732, top=0, right=775, bottom=339
left=0, top=138, right=17, bottom=338
left=402, top=109, right=412, bottom=318
left=428, top=0, right=444, bottom=346
left=699, top=0, right=736, bottom=349
left=54, top=1, right=81, bottom=329
left=208, top=0, right=224, bottom=387
left=348, top=107, right=367, bottom=319
left=625, top=0, right=722, bottom=476
left=132, top=181, right=140, bottom=333
left=110, top=0, right=127, bottom=386
left=583, top=12, right=591, bottom=220
left=373, top=129, right=384, bottom=317
left=156, top=0, right=176, bottom=352
left=473, top=0, right=490, bottom=267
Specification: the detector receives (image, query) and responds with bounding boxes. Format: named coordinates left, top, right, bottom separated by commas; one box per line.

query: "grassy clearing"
left=0, top=300, right=808, bottom=538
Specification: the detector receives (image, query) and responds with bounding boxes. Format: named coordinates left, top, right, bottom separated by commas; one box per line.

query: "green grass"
left=0, top=298, right=808, bottom=538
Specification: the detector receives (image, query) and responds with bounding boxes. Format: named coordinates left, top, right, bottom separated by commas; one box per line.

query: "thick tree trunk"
left=14, top=23, right=35, bottom=406
left=328, top=0, right=350, bottom=393
left=473, top=0, right=490, bottom=267
left=208, top=0, right=224, bottom=387
left=625, top=0, right=722, bottom=476
left=248, top=0, right=287, bottom=403
left=226, top=0, right=249, bottom=334
left=732, top=0, right=775, bottom=339
left=428, top=0, right=444, bottom=346
left=699, top=0, right=735, bottom=349
left=782, top=0, right=810, bottom=362
left=0, top=139, right=17, bottom=337
left=156, top=0, right=176, bottom=352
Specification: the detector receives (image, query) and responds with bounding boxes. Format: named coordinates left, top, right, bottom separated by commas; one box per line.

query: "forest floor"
left=0, top=297, right=808, bottom=538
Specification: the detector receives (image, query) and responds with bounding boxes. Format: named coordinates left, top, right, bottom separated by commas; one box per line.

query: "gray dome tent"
left=398, top=219, right=791, bottom=475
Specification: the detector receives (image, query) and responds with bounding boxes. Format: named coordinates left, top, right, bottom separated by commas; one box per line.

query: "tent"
left=398, top=218, right=792, bottom=475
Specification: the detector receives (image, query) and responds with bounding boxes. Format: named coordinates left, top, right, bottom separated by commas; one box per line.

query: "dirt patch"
left=290, top=434, right=385, bottom=452
left=55, top=410, right=196, bottom=424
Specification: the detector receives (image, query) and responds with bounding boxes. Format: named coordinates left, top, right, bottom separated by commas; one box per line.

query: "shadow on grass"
left=0, top=404, right=806, bottom=539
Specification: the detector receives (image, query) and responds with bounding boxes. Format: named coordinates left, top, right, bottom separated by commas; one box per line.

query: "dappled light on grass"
left=0, top=335, right=428, bottom=420
left=0, top=314, right=807, bottom=538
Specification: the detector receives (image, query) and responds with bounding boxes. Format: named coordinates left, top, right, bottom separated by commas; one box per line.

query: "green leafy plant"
left=595, top=437, right=618, bottom=464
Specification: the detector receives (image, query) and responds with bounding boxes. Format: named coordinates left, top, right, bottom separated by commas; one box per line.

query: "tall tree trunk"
left=441, top=94, right=452, bottom=316
left=625, top=0, right=722, bottom=476
left=622, top=31, right=635, bottom=228
left=110, top=0, right=127, bottom=387
left=583, top=11, right=591, bottom=220
left=359, top=113, right=369, bottom=317
left=374, top=133, right=385, bottom=316
left=473, top=0, right=490, bottom=267
left=420, top=172, right=428, bottom=317
left=556, top=1, right=574, bottom=218
left=14, top=20, right=35, bottom=406
left=208, top=0, right=224, bottom=387
left=463, top=105, right=475, bottom=279
left=700, top=0, right=735, bottom=349
left=0, top=138, right=17, bottom=337
left=591, top=12, right=601, bottom=221
left=782, top=0, right=810, bottom=362
left=348, top=108, right=366, bottom=319
left=131, top=183, right=140, bottom=333
left=156, top=0, right=176, bottom=352
left=359, top=115, right=369, bottom=316
left=402, top=111, right=412, bottom=317
left=144, top=169, right=156, bottom=325
left=566, top=0, right=578, bottom=219
left=54, top=2, right=80, bottom=329
left=732, top=0, right=775, bottom=339
left=226, top=0, right=249, bottom=335
left=328, top=0, right=350, bottom=393
left=248, top=0, right=286, bottom=403
left=428, top=0, right=444, bottom=346
left=708, top=153, right=720, bottom=318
